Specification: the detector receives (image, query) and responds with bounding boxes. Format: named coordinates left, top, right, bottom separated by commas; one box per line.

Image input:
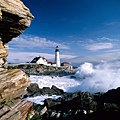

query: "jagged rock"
left=104, top=103, right=119, bottom=111
left=95, top=87, right=120, bottom=112
left=30, top=85, right=120, bottom=120
left=44, top=98, right=61, bottom=109
left=51, top=85, right=64, bottom=95
left=0, top=0, right=34, bottom=42
left=39, top=91, right=100, bottom=120
left=26, top=81, right=120, bottom=120
left=101, top=87, right=120, bottom=104
left=27, top=83, right=40, bottom=93
left=62, top=92, right=81, bottom=101
left=0, top=69, right=33, bottom=119
left=34, top=104, right=46, bottom=114
left=26, top=83, right=43, bottom=97
left=0, top=100, right=34, bottom=120
left=70, top=75, right=76, bottom=79
left=0, top=69, right=30, bottom=103
left=0, top=40, right=8, bottom=71
left=41, top=87, right=54, bottom=96
left=26, top=84, right=65, bottom=97
left=0, top=0, right=34, bottom=119
left=0, top=0, right=33, bottom=70
left=8, top=63, right=75, bottom=76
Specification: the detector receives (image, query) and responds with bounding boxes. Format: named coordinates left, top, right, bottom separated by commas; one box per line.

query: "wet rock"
left=27, top=84, right=120, bottom=120
left=51, top=85, right=64, bottom=95
left=70, top=75, right=76, bottom=79
left=27, top=85, right=65, bottom=97
left=104, top=103, right=119, bottom=111
left=27, top=83, right=40, bottom=93
left=8, top=63, right=75, bottom=76
left=44, top=98, right=61, bottom=109
left=26, top=83, right=42, bottom=97
left=101, top=87, right=120, bottom=104
left=40, top=87, right=55, bottom=96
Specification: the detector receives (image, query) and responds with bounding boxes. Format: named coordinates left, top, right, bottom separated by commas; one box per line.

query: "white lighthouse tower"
left=55, top=46, right=60, bottom=67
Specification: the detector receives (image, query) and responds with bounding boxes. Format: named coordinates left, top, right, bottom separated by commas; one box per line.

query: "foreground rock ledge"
left=0, top=0, right=34, bottom=42
left=0, top=69, right=34, bottom=120
left=27, top=84, right=120, bottom=120
left=0, top=0, right=34, bottom=70
left=0, top=0, right=34, bottom=119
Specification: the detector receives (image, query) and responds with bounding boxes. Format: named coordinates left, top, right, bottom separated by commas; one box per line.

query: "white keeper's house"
left=31, top=46, right=61, bottom=67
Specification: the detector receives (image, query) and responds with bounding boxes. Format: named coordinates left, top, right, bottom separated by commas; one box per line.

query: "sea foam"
left=74, top=62, right=120, bottom=93
left=27, top=61, right=120, bottom=104
left=30, top=61, right=120, bottom=93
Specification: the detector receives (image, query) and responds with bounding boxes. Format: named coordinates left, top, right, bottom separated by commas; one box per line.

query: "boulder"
left=30, top=86, right=120, bottom=120
left=44, top=98, right=60, bottom=109
left=101, top=87, right=120, bottom=104
left=27, top=83, right=40, bottom=93
left=27, top=85, right=65, bottom=97
left=51, top=85, right=64, bottom=95
left=26, top=83, right=43, bottom=97
left=41, top=87, right=54, bottom=95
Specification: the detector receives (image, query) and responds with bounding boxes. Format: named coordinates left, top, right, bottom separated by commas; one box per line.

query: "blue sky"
left=8, top=0, right=120, bottom=65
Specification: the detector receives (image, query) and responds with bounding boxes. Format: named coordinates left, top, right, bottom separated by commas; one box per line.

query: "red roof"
left=47, top=62, right=56, bottom=64
left=62, top=62, right=69, bottom=64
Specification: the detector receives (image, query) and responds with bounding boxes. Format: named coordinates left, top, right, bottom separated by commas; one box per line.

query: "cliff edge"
left=0, top=0, right=34, bottom=120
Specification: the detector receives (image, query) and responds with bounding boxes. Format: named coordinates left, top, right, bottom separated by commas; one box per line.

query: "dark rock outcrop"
left=27, top=83, right=40, bottom=93
left=27, top=84, right=120, bottom=120
left=26, top=83, right=65, bottom=97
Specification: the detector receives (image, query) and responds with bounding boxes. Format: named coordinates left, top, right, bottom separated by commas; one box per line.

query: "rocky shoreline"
left=0, top=0, right=120, bottom=120
left=8, top=63, right=75, bottom=77
left=25, top=83, right=120, bottom=120
left=9, top=63, right=120, bottom=120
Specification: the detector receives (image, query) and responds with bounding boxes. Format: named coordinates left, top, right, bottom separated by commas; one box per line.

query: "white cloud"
left=97, top=37, right=117, bottom=42
left=105, top=22, right=120, bottom=26
left=105, top=49, right=120, bottom=53
left=10, top=35, right=69, bottom=50
left=68, top=51, right=120, bottom=65
left=85, top=43, right=113, bottom=51
left=105, top=22, right=117, bottom=26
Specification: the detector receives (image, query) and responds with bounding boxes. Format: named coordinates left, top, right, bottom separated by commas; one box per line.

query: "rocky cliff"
left=0, top=0, right=34, bottom=120
left=0, top=0, right=33, bottom=70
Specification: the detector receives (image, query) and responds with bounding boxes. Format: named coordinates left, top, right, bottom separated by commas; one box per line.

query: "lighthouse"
left=55, top=46, right=60, bottom=67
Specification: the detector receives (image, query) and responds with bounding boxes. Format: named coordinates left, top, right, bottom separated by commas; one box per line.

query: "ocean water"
left=26, top=61, right=120, bottom=104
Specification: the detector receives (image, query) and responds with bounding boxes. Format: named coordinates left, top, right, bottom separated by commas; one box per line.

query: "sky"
left=8, top=0, right=120, bottom=65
